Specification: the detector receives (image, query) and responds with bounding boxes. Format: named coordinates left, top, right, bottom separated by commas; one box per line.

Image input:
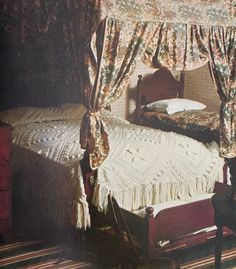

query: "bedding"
left=135, top=69, right=220, bottom=144
left=93, top=115, right=223, bottom=212
left=0, top=104, right=224, bottom=229
left=142, top=110, right=219, bottom=143
left=146, top=98, right=206, bottom=114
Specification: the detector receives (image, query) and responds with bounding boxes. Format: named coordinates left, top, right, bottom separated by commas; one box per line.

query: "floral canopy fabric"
left=102, top=0, right=236, bottom=26
left=86, top=0, right=236, bottom=167
left=1, top=0, right=236, bottom=169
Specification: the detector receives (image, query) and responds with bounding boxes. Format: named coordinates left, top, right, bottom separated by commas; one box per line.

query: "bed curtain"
left=143, top=23, right=236, bottom=158
left=1, top=0, right=236, bottom=166
left=84, top=15, right=236, bottom=167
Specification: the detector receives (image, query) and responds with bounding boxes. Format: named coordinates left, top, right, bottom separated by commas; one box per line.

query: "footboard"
left=148, top=198, right=215, bottom=256
left=122, top=182, right=232, bottom=258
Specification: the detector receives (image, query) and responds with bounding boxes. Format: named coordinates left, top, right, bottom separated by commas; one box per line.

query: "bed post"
left=226, top=157, right=236, bottom=201
left=134, top=74, right=143, bottom=124
left=179, top=71, right=185, bottom=98
left=145, top=206, right=156, bottom=258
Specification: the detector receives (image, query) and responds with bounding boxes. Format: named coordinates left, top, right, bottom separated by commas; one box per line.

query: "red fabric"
left=0, top=162, right=11, bottom=189
left=0, top=124, right=12, bottom=242
left=0, top=191, right=10, bottom=219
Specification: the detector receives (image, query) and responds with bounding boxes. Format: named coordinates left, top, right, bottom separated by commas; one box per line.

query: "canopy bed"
left=1, top=0, right=236, bottom=259
left=0, top=104, right=226, bottom=257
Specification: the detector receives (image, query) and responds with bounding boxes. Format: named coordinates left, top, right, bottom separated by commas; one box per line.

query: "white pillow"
left=0, top=106, right=63, bottom=127
left=146, top=98, right=206, bottom=115
left=57, top=103, right=86, bottom=120
left=0, top=103, right=86, bottom=127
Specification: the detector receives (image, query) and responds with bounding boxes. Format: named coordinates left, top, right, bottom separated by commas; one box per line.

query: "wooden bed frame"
left=105, top=67, right=230, bottom=258
left=82, top=152, right=230, bottom=258
left=122, top=182, right=231, bottom=258
left=78, top=67, right=231, bottom=259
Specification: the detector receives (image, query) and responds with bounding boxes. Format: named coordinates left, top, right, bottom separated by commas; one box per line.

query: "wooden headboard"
left=135, top=68, right=184, bottom=123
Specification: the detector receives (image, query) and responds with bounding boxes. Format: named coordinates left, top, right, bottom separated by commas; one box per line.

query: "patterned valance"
left=102, top=0, right=236, bottom=27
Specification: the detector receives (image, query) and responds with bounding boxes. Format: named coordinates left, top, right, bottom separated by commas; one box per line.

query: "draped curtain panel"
left=0, top=0, right=58, bottom=43
left=60, top=0, right=103, bottom=105
left=102, top=0, right=236, bottom=27
left=80, top=18, right=155, bottom=169
left=143, top=23, right=209, bottom=70
left=0, top=0, right=81, bottom=109
left=208, top=27, right=236, bottom=157
left=143, top=22, right=236, bottom=158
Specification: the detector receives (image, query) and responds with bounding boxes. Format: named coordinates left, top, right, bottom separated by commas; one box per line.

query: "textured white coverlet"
left=12, top=119, right=88, bottom=229
left=94, top=115, right=224, bottom=212
left=5, top=104, right=224, bottom=229
left=10, top=106, right=130, bottom=229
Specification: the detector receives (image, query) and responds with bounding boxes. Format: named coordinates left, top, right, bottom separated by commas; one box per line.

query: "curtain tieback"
left=87, top=110, right=101, bottom=117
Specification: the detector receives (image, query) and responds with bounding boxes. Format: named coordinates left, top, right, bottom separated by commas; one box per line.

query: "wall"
left=184, top=63, right=220, bottom=111
left=111, top=62, right=221, bottom=120
left=111, top=62, right=156, bottom=120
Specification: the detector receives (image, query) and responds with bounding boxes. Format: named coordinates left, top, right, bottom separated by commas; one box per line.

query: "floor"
left=4, top=202, right=236, bottom=269
left=1, top=203, right=181, bottom=268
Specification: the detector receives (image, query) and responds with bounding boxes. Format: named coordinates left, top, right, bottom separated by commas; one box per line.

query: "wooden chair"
left=212, top=192, right=236, bottom=269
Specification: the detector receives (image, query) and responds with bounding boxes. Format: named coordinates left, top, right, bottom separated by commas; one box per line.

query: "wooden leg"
left=226, top=157, right=236, bottom=201
left=215, top=225, right=223, bottom=269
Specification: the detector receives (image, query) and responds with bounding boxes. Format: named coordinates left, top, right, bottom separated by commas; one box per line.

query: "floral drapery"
left=208, top=26, right=236, bottom=157
left=143, top=23, right=209, bottom=70
left=60, top=0, right=103, bottom=103
left=0, top=0, right=58, bottom=43
left=80, top=18, right=155, bottom=169
left=1, top=0, right=236, bottom=167
left=102, top=0, right=236, bottom=27
left=142, top=22, right=236, bottom=158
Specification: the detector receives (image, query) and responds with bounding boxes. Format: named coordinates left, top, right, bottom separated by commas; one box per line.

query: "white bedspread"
left=94, top=113, right=224, bottom=212
left=1, top=104, right=224, bottom=229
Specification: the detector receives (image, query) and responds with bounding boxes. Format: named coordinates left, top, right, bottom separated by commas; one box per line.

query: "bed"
left=126, top=67, right=230, bottom=256
left=1, top=0, right=236, bottom=260
left=0, top=103, right=228, bottom=257
left=135, top=68, right=220, bottom=144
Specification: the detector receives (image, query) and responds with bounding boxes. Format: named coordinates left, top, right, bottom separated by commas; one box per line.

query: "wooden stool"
left=211, top=192, right=236, bottom=269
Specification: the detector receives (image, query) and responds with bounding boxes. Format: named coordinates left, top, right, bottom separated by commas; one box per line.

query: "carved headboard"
left=135, top=68, right=184, bottom=123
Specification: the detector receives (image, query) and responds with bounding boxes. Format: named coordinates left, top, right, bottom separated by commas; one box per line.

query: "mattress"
left=0, top=104, right=224, bottom=229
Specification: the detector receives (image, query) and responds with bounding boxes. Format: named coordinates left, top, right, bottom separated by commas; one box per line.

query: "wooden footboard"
left=83, top=151, right=231, bottom=259
left=121, top=198, right=213, bottom=257
left=121, top=182, right=232, bottom=258
left=148, top=198, right=215, bottom=256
